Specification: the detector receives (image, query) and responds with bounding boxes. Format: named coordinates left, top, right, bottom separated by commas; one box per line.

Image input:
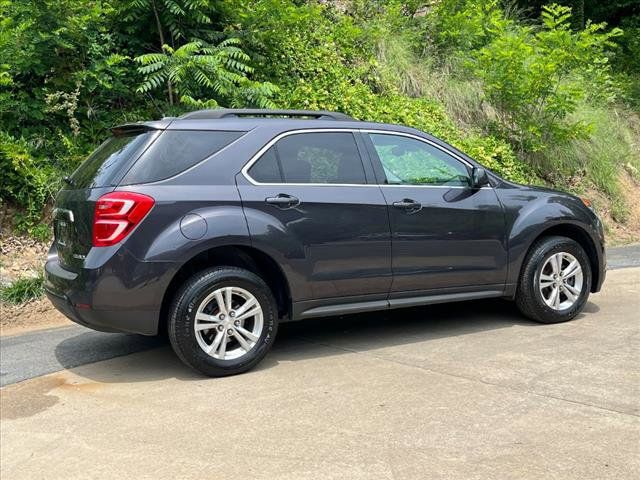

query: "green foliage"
left=0, top=0, right=636, bottom=240
left=472, top=4, right=622, bottom=152
left=533, top=103, right=640, bottom=221
left=135, top=39, right=278, bottom=108
left=228, top=0, right=532, bottom=184
left=431, top=0, right=510, bottom=54
left=0, top=132, right=59, bottom=228
left=0, top=274, right=44, bottom=304
left=121, top=0, right=215, bottom=43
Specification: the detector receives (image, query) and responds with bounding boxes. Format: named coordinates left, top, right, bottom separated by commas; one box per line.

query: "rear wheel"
left=516, top=236, right=592, bottom=324
left=168, top=267, right=278, bottom=376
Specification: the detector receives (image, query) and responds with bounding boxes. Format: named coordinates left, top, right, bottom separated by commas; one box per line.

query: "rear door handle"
left=392, top=199, right=421, bottom=211
left=265, top=194, right=300, bottom=209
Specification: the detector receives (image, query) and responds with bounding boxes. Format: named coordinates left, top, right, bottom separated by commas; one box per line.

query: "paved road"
left=1, top=244, right=638, bottom=387
left=0, top=327, right=163, bottom=387
left=607, top=243, right=640, bottom=269
left=1, top=267, right=638, bottom=479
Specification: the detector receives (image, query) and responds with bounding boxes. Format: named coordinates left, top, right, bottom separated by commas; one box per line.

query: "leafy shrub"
left=430, top=0, right=510, bottom=54
left=0, top=132, right=59, bottom=230
left=471, top=4, right=622, bottom=152
left=532, top=103, right=640, bottom=221
left=229, top=0, right=533, bottom=184
left=0, top=274, right=44, bottom=304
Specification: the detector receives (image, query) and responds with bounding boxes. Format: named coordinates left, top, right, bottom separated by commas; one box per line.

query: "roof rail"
left=179, top=108, right=353, bottom=121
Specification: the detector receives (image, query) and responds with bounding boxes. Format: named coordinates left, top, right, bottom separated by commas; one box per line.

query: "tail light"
left=93, top=192, right=155, bottom=247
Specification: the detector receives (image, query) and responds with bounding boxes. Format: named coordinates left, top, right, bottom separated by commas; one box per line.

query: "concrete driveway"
left=1, top=267, right=639, bottom=479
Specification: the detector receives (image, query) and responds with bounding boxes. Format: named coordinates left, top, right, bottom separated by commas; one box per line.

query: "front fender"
left=499, top=188, right=602, bottom=288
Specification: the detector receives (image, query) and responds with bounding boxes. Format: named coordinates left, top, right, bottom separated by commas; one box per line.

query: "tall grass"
left=529, top=105, right=640, bottom=221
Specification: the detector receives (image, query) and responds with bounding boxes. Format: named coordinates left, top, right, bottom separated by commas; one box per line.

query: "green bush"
left=228, top=0, right=532, bottom=185
left=471, top=4, right=622, bottom=152
left=0, top=0, right=636, bottom=241
left=0, top=132, right=59, bottom=231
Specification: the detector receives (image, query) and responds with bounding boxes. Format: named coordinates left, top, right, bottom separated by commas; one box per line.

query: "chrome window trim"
left=241, top=128, right=490, bottom=189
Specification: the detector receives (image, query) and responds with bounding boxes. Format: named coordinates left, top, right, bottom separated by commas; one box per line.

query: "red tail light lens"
left=93, top=192, right=155, bottom=247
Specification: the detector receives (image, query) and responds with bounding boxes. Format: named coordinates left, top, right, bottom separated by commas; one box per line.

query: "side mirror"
left=471, top=167, right=490, bottom=188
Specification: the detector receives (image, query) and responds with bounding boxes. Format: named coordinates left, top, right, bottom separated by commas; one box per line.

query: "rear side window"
left=70, top=132, right=154, bottom=189
left=247, top=132, right=366, bottom=184
left=121, top=130, right=244, bottom=184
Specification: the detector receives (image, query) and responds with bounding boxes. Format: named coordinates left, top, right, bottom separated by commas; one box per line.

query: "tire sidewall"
left=170, top=269, right=278, bottom=376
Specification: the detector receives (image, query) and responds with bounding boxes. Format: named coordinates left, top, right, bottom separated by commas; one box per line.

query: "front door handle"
left=265, top=194, right=300, bottom=209
left=392, top=199, right=422, bottom=211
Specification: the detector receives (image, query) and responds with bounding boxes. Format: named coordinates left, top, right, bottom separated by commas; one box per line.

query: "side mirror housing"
left=471, top=167, right=490, bottom=188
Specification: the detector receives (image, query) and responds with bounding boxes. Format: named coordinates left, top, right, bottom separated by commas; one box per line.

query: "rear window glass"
left=70, top=132, right=154, bottom=189
left=121, top=130, right=244, bottom=184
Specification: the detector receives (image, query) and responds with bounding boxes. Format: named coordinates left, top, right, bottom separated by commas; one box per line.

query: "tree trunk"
left=151, top=0, right=174, bottom=105
left=571, top=0, right=585, bottom=29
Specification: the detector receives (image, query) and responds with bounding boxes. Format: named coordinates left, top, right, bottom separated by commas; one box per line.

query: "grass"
left=0, top=274, right=44, bottom=304
left=529, top=104, right=640, bottom=222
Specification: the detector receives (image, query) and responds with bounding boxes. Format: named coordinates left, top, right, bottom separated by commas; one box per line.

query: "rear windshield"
left=120, top=130, right=245, bottom=185
left=69, top=131, right=154, bottom=189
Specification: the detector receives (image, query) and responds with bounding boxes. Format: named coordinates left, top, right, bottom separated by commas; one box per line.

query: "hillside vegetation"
left=1, top=0, right=639, bottom=242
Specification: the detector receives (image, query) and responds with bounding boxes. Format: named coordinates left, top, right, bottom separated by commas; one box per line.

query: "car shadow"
left=57, top=298, right=599, bottom=384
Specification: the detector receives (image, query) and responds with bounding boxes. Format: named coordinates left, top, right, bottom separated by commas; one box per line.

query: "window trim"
left=242, top=128, right=492, bottom=189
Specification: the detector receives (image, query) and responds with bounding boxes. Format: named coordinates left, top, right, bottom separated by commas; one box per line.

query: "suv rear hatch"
left=53, top=123, right=246, bottom=271
left=53, top=126, right=159, bottom=271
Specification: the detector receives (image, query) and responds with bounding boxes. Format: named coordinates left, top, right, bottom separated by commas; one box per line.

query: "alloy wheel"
left=538, top=252, right=584, bottom=311
left=194, top=286, right=264, bottom=360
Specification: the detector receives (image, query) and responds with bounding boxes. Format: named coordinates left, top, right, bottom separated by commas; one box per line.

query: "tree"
left=135, top=39, right=278, bottom=108
left=121, top=0, right=218, bottom=104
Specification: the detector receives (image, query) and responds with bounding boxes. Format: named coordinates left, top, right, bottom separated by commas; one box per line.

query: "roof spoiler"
left=110, top=120, right=169, bottom=135
left=179, top=108, right=354, bottom=121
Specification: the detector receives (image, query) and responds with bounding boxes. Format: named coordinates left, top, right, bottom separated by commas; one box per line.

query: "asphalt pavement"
left=1, top=266, right=638, bottom=479
left=1, top=244, right=638, bottom=387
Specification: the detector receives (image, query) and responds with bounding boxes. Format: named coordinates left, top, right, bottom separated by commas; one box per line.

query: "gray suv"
left=45, top=109, right=606, bottom=376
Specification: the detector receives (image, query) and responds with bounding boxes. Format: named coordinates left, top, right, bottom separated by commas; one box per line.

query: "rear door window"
left=69, top=132, right=155, bottom=189
left=247, top=132, right=366, bottom=184
left=121, top=130, right=244, bottom=185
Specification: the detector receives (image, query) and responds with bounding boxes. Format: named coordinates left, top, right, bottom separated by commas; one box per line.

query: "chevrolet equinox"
left=45, top=109, right=606, bottom=376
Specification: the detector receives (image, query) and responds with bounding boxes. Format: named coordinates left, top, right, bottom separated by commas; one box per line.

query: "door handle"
left=392, top=199, right=421, bottom=211
left=265, top=194, right=300, bottom=209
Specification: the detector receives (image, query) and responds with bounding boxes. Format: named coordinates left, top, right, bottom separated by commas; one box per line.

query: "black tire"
left=168, top=266, right=278, bottom=377
left=516, top=236, right=592, bottom=324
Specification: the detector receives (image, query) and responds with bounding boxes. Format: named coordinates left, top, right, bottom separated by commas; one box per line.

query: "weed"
left=0, top=274, right=45, bottom=304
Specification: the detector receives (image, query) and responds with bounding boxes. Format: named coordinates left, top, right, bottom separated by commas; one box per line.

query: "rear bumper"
left=44, top=247, right=173, bottom=336
left=44, top=288, right=159, bottom=335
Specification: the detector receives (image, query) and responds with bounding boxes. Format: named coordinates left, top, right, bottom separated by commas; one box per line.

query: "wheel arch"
left=519, top=223, right=601, bottom=293
left=158, top=245, right=292, bottom=335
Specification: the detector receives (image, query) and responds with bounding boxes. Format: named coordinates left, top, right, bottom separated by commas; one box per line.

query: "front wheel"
left=168, top=267, right=278, bottom=377
left=516, top=236, right=592, bottom=324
